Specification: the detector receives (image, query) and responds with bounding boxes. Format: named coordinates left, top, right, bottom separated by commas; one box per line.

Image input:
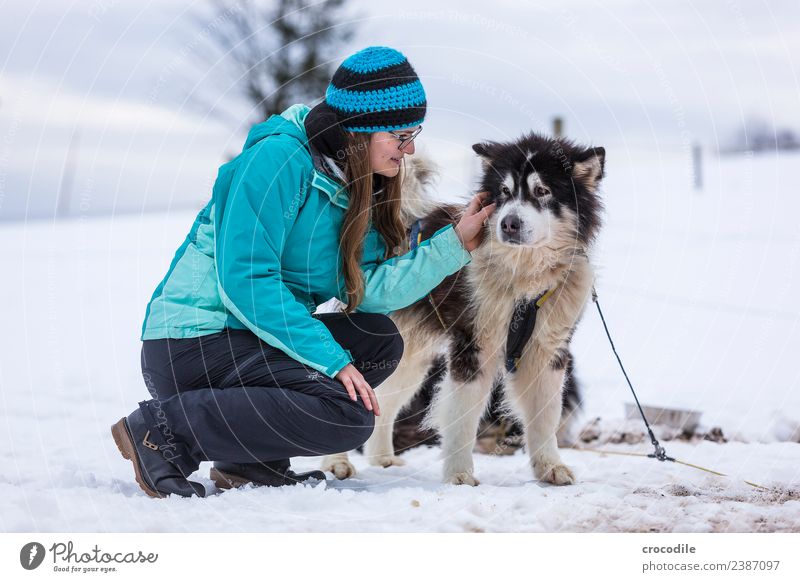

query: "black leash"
left=588, top=286, right=773, bottom=490
left=591, top=286, right=674, bottom=463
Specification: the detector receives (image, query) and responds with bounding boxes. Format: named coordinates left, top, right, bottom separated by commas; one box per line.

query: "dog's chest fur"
left=466, top=242, right=591, bottom=363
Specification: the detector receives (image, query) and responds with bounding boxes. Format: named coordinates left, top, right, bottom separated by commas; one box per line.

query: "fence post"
left=692, top=142, right=703, bottom=191
left=552, top=117, right=563, bottom=138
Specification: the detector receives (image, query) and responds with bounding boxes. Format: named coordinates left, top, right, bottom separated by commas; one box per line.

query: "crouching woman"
left=111, top=46, right=495, bottom=497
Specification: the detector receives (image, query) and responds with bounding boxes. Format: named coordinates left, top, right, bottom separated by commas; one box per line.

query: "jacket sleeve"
left=214, top=139, right=354, bottom=379
left=350, top=223, right=473, bottom=315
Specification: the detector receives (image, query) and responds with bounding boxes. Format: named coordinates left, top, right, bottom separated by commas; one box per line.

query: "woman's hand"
left=335, top=363, right=381, bottom=416
left=455, top=191, right=497, bottom=252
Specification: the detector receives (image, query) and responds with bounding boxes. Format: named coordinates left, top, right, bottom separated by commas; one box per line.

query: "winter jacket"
left=140, top=103, right=472, bottom=378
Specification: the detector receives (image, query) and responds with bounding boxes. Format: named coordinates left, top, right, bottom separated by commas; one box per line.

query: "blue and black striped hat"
left=325, top=46, right=426, bottom=133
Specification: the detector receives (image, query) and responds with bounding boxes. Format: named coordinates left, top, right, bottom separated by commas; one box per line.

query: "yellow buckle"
left=142, top=431, right=159, bottom=451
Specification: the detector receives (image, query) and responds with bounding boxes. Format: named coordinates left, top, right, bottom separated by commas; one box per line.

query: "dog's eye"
left=501, top=185, right=511, bottom=196
left=534, top=186, right=551, bottom=198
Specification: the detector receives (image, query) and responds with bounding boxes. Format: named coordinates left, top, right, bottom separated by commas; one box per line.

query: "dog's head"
left=473, top=134, right=605, bottom=249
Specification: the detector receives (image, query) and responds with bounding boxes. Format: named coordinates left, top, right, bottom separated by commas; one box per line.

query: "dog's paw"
left=369, top=454, right=406, bottom=468
left=535, top=462, right=575, bottom=486
left=322, top=459, right=357, bottom=480
left=446, top=472, right=480, bottom=486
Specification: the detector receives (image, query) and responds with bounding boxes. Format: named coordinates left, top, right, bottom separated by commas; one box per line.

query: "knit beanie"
left=325, top=46, right=427, bottom=132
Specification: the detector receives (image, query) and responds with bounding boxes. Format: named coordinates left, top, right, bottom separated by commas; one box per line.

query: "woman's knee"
left=325, top=313, right=404, bottom=382
left=329, top=406, right=376, bottom=452
left=141, top=345, right=178, bottom=400
left=352, top=315, right=404, bottom=383
left=348, top=415, right=376, bottom=450
left=386, top=324, right=404, bottom=365
left=363, top=313, right=404, bottom=363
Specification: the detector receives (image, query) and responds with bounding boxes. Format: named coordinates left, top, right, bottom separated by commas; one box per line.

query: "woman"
left=111, top=46, right=497, bottom=498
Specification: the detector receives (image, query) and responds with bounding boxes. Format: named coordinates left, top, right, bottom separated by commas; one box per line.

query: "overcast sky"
left=1, top=0, right=798, bottom=221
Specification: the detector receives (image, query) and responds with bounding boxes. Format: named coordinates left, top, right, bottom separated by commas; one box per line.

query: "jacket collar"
left=280, top=104, right=350, bottom=210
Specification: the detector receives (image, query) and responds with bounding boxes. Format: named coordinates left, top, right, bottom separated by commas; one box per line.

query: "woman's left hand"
left=336, top=363, right=381, bottom=416
left=455, top=191, right=496, bottom=252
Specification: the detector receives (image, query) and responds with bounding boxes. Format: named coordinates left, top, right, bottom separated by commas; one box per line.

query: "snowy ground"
left=1, top=146, right=799, bottom=532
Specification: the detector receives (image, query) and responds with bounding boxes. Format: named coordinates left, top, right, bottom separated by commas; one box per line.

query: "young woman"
left=111, top=46, right=496, bottom=498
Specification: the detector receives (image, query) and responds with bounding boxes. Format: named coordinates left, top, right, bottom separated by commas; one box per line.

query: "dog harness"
left=408, top=219, right=555, bottom=372
left=505, top=289, right=555, bottom=373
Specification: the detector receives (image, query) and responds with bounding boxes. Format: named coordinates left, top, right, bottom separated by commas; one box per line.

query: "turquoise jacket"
left=141, top=104, right=472, bottom=378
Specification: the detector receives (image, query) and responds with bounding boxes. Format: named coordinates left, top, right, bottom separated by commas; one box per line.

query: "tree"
left=724, top=116, right=800, bottom=154
left=193, top=0, right=356, bottom=126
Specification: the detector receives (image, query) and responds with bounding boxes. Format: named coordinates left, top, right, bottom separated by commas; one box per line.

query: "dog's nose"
left=501, top=215, right=521, bottom=234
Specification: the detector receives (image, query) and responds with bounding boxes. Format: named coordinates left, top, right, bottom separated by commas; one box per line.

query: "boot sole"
left=111, top=418, right=165, bottom=499
left=210, top=468, right=326, bottom=490
left=209, top=467, right=251, bottom=490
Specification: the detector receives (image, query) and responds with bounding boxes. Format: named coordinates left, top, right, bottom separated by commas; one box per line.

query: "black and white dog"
left=323, top=134, right=605, bottom=485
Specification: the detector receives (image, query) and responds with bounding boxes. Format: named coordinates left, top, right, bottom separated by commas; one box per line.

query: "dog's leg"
left=555, top=355, right=582, bottom=447
left=320, top=377, right=414, bottom=478
left=322, top=334, right=438, bottom=477
left=363, top=353, right=431, bottom=468
left=428, top=362, right=495, bottom=486
left=363, top=392, right=409, bottom=468
left=509, top=353, right=575, bottom=486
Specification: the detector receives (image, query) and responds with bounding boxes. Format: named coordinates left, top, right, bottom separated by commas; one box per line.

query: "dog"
left=322, top=134, right=605, bottom=485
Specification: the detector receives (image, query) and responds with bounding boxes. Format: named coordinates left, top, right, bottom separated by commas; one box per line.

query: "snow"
left=1, top=146, right=799, bottom=532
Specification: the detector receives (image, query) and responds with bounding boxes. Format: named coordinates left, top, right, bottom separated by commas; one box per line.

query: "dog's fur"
left=322, top=136, right=605, bottom=485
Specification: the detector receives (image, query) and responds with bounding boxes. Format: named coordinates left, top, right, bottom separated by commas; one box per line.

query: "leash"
left=574, top=448, right=768, bottom=491
left=591, top=286, right=672, bottom=462
left=590, top=286, right=769, bottom=491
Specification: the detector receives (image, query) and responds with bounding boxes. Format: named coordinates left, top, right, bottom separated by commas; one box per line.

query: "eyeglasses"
left=387, top=126, right=423, bottom=150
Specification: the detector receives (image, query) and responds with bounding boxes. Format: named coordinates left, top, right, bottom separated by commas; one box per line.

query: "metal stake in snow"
left=591, top=286, right=674, bottom=463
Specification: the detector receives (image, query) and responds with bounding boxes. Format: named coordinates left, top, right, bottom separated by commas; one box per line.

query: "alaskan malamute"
left=323, top=134, right=605, bottom=485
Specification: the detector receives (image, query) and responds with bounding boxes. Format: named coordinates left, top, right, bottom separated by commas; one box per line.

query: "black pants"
left=137, top=312, right=404, bottom=477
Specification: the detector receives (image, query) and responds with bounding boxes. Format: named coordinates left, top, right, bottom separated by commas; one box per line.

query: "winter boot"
left=210, top=459, right=326, bottom=489
left=111, top=408, right=205, bottom=498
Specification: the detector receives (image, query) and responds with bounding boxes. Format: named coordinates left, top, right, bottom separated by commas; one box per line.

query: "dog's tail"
left=399, top=155, right=442, bottom=229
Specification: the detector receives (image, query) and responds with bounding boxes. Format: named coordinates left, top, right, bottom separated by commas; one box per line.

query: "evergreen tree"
left=198, top=0, right=356, bottom=123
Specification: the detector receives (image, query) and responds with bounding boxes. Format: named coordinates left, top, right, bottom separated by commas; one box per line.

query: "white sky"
left=1, top=0, right=798, bottom=220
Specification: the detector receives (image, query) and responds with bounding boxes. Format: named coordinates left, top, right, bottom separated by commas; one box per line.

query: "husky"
left=322, top=135, right=605, bottom=486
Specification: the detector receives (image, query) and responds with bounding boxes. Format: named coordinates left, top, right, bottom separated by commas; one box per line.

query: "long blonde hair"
left=338, top=132, right=407, bottom=314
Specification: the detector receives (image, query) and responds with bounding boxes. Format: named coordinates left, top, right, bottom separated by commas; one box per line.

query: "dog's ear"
left=571, top=146, right=605, bottom=191
left=472, top=142, right=497, bottom=173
